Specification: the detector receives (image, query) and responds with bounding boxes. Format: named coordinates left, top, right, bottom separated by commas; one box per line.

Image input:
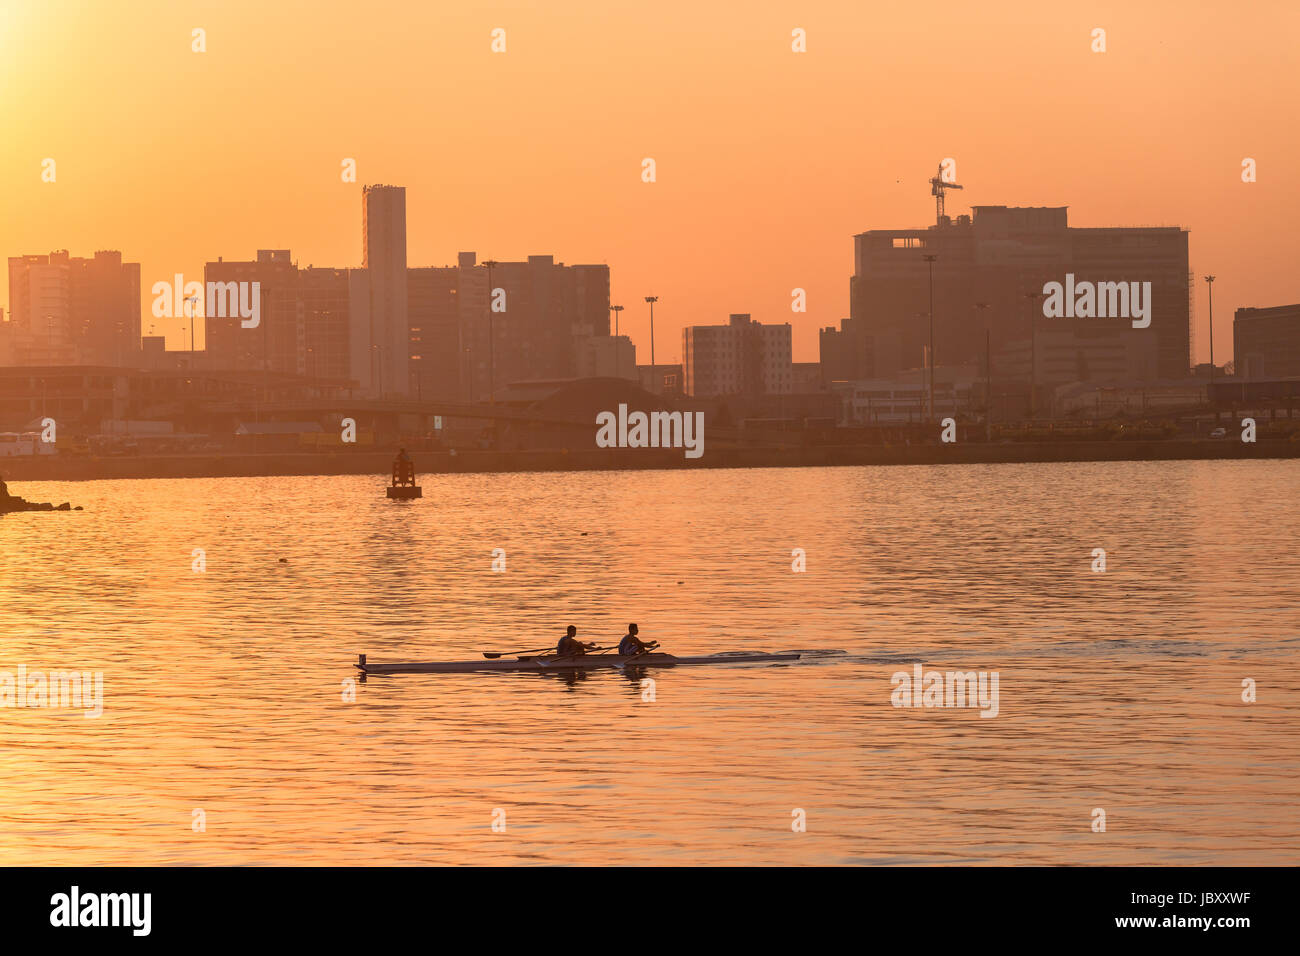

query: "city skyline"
left=2, top=0, right=1298, bottom=902
left=3, top=0, right=1297, bottom=365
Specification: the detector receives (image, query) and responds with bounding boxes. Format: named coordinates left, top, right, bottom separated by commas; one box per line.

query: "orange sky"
left=2, top=0, right=1297, bottom=363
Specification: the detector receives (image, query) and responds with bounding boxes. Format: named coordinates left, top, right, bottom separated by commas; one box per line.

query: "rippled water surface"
left=1, top=461, right=1297, bottom=865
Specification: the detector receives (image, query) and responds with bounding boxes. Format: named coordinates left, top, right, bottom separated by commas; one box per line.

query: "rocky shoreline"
left=0, top=479, right=81, bottom=514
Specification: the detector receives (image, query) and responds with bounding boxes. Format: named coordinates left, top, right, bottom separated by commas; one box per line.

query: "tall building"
left=299, top=266, right=354, bottom=383
left=0, top=308, right=13, bottom=366
left=452, top=252, right=609, bottom=401
left=6, top=250, right=141, bottom=366
left=408, top=266, right=461, bottom=399
left=682, top=313, right=793, bottom=398
left=204, top=250, right=300, bottom=374
left=1234, top=304, right=1300, bottom=380
left=204, top=252, right=354, bottom=383
left=819, top=317, right=872, bottom=383
left=850, top=205, right=1188, bottom=384
left=361, top=185, right=409, bottom=396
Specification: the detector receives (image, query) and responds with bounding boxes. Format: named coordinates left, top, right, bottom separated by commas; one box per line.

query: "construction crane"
left=929, top=163, right=963, bottom=225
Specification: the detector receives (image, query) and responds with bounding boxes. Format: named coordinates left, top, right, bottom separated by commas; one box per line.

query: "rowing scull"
left=355, top=651, right=801, bottom=675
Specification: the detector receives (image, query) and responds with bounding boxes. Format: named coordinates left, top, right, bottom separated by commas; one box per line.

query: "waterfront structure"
left=204, top=249, right=300, bottom=376
left=681, top=314, right=792, bottom=398
left=833, top=366, right=979, bottom=424
left=361, top=185, right=410, bottom=397
left=1234, top=304, right=1300, bottom=380
left=452, top=253, right=609, bottom=402
left=298, top=266, right=354, bottom=385
left=6, top=250, right=141, bottom=366
left=407, top=265, right=461, bottom=400
left=850, top=205, right=1190, bottom=383
left=819, top=317, right=872, bottom=383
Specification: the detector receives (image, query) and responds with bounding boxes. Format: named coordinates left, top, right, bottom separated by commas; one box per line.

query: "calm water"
left=1, top=461, right=1297, bottom=865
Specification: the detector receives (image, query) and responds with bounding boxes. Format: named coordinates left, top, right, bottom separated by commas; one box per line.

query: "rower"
left=618, top=623, right=656, bottom=656
left=556, top=625, right=597, bottom=657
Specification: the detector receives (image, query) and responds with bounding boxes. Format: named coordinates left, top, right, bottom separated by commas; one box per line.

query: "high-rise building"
left=408, top=266, right=461, bottom=400
left=204, top=252, right=354, bottom=384
left=451, top=252, right=609, bottom=401
left=682, top=314, right=793, bottom=398
left=0, top=308, right=13, bottom=366
left=819, top=317, right=872, bottom=383
left=7, top=250, right=141, bottom=366
left=1234, top=304, right=1300, bottom=380
left=204, top=250, right=299, bottom=374
left=850, top=205, right=1188, bottom=384
left=361, top=185, right=409, bottom=396
left=299, top=266, right=354, bottom=384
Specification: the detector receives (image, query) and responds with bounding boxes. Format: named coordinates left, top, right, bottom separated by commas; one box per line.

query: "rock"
left=0, top=495, right=80, bottom=514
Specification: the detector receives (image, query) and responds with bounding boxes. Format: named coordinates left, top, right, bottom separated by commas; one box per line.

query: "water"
left=1, top=461, right=1297, bottom=865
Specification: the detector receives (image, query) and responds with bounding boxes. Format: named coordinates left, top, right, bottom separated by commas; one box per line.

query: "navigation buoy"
left=387, top=449, right=422, bottom=500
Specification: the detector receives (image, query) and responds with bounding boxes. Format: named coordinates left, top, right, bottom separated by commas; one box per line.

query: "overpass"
left=193, top=397, right=589, bottom=429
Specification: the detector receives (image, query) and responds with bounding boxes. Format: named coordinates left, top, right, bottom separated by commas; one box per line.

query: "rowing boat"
left=355, top=651, right=801, bottom=675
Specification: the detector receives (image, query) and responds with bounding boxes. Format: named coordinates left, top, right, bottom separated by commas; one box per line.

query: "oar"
left=483, top=645, right=554, bottom=659
left=623, top=641, right=661, bottom=662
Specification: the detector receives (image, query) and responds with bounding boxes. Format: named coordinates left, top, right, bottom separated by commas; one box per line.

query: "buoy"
left=387, top=449, right=422, bottom=500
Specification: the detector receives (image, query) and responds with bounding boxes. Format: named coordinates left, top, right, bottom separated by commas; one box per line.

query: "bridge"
left=194, top=397, right=589, bottom=429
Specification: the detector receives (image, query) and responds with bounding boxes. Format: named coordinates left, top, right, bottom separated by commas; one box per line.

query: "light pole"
left=975, top=302, right=992, bottom=440
left=1024, top=290, right=1046, bottom=420
left=644, top=296, right=658, bottom=391
left=43, top=313, right=54, bottom=418
left=922, top=255, right=937, bottom=421
left=611, top=304, right=624, bottom=378
left=1205, top=274, right=1216, bottom=417
left=484, top=259, right=498, bottom=405
left=464, top=345, right=475, bottom=403
left=185, top=296, right=197, bottom=356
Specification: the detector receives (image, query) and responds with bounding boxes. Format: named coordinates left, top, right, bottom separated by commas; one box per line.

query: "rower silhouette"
left=557, top=625, right=597, bottom=657
left=618, top=623, right=656, bottom=656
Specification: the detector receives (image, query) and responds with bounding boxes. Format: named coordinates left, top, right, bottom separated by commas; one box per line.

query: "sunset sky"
left=2, top=0, right=1297, bottom=363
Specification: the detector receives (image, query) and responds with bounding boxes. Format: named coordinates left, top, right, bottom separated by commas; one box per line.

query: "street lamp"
left=922, top=255, right=937, bottom=421
left=184, top=296, right=198, bottom=358
left=1205, top=275, right=1216, bottom=413
left=464, top=345, right=474, bottom=403
left=975, top=302, right=992, bottom=439
left=644, top=296, right=658, bottom=391
left=484, top=259, right=498, bottom=405
left=611, top=304, right=624, bottom=377
left=1023, top=290, right=1047, bottom=419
